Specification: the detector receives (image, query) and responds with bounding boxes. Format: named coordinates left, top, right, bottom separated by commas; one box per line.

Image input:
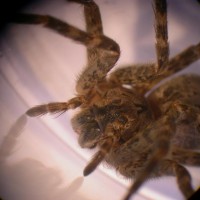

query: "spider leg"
left=26, top=96, right=83, bottom=117
left=153, top=0, right=169, bottom=71
left=171, top=147, right=200, bottom=166
left=10, top=12, right=117, bottom=52
left=167, top=42, right=200, bottom=75
left=11, top=13, right=92, bottom=45
left=69, top=0, right=103, bottom=35
left=110, top=0, right=199, bottom=92
left=83, top=135, right=114, bottom=176
left=158, top=160, right=194, bottom=199
left=109, top=41, right=200, bottom=93
left=109, top=0, right=170, bottom=91
left=82, top=0, right=103, bottom=61
left=71, top=0, right=120, bottom=95
left=10, top=0, right=120, bottom=95
left=123, top=115, right=175, bottom=200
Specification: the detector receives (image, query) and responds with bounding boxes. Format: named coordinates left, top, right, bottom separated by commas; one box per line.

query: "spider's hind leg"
left=171, top=148, right=200, bottom=167
left=123, top=114, right=175, bottom=200
left=158, top=160, right=194, bottom=199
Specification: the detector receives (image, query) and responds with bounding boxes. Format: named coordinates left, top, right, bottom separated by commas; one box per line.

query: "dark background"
left=0, top=0, right=37, bottom=30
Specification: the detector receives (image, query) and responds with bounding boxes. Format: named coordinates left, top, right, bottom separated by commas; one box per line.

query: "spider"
left=9, top=0, right=200, bottom=199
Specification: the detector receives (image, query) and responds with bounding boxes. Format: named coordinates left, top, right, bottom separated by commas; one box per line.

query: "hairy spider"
left=10, top=0, right=200, bottom=199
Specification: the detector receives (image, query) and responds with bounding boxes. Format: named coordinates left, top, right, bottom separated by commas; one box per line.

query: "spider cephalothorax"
left=71, top=83, right=151, bottom=149
left=10, top=0, right=200, bottom=199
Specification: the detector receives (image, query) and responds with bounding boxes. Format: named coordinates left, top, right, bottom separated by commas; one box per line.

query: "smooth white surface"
left=0, top=0, right=200, bottom=200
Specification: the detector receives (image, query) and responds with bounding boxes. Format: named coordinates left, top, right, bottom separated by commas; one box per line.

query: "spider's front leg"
left=70, top=0, right=120, bottom=95
left=110, top=0, right=200, bottom=93
left=10, top=0, right=120, bottom=96
left=10, top=0, right=120, bottom=116
left=109, top=0, right=170, bottom=93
